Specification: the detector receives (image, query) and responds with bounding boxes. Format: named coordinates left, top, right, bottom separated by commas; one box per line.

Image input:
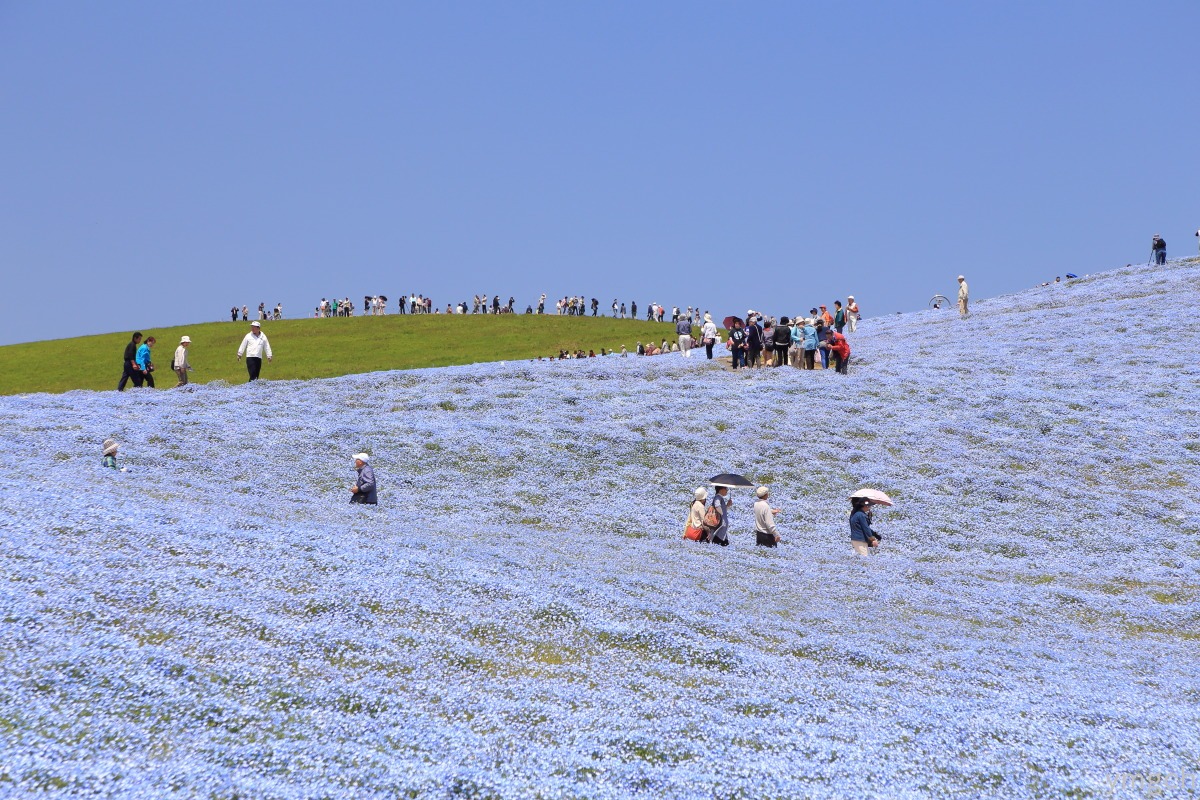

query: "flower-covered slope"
left=1, top=261, right=1198, bottom=798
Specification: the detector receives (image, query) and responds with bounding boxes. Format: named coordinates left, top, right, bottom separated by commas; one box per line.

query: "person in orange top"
left=819, top=304, right=834, bottom=327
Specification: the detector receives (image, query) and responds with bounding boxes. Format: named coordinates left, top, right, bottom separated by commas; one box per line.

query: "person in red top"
left=826, top=330, right=851, bottom=374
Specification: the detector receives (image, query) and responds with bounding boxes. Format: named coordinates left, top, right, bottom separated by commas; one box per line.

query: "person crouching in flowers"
left=101, top=438, right=127, bottom=471
left=348, top=453, right=377, bottom=504
left=849, top=496, right=880, bottom=555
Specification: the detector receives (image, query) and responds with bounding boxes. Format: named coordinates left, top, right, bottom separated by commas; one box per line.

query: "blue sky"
left=1, top=1, right=1196, bottom=345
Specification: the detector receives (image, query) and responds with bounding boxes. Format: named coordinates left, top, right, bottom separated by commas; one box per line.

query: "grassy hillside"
left=0, top=314, right=681, bottom=395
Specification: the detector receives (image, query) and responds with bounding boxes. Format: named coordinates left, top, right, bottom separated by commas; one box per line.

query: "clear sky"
left=1, top=1, right=1196, bottom=345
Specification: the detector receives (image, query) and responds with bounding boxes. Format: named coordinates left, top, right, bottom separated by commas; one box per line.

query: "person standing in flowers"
left=957, top=275, right=969, bottom=318
left=849, top=496, right=880, bottom=555
left=676, top=314, right=694, bottom=357
left=236, top=320, right=272, bottom=381
left=349, top=453, right=377, bottom=504
left=686, top=487, right=709, bottom=542
left=709, top=486, right=730, bottom=547
left=753, top=486, right=781, bottom=547
left=846, top=296, right=859, bottom=333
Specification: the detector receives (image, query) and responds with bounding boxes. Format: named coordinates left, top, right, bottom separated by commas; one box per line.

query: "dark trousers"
left=748, top=347, right=762, bottom=367
left=1155, top=250, right=1166, bottom=265
left=835, top=354, right=850, bottom=374
left=755, top=531, right=777, bottom=547
left=774, top=344, right=789, bottom=366
left=732, top=349, right=746, bottom=369
left=802, top=350, right=815, bottom=369
left=246, top=357, right=262, bottom=381
left=705, top=342, right=715, bottom=359
left=118, top=364, right=139, bottom=391
left=142, top=370, right=155, bottom=388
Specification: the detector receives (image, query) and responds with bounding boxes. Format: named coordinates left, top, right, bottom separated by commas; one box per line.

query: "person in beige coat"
left=957, top=275, right=969, bottom=318
left=687, top=487, right=709, bottom=542
left=173, top=336, right=192, bottom=387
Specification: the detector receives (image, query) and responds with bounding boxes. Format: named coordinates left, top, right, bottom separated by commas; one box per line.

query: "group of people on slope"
left=686, top=486, right=783, bottom=548
left=116, top=320, right=272, bottom=390
left=686, top=486, right=882, bottom=556
left=117, top=332, right=194, bottom=390
left=230, top=303, right=282, bottom=322
left=726, top=311, right=852, bottom=373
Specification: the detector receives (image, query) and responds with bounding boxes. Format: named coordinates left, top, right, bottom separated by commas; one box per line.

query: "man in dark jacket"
left=349, top=453, right=377, bottom=505
left=118, top=332, right=143, bottom=391
left=1152, top=234, right=1167, bottom=265
left=746, top=315, right=764, bottom=368
left=772, top=317, right=792, bottom=367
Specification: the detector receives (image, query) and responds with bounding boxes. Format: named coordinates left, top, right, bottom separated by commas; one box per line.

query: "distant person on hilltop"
left=230, top=306, right=238, bottom=322
left=1195, top=228, right=1199, bottom=253
left=172, top=336, right=192, bottom=387
left=117, top=332, right=143, bottom=391
left=847, top=296, right=859, bottom=333
left=1151, top=234, right=1167, bottom=265
left=135, top=336, right=156, bottom=389
left=236, top=321, right=272, bottom=381
left=957, top=275, right=969, bottom=318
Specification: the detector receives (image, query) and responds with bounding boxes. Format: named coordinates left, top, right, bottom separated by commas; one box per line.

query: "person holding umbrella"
left=709, top=485, right=731, bottom=546
left=848, top=489, right=891, bottom=555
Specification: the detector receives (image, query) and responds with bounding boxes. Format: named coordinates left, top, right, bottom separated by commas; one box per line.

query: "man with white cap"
left=957, top=275, right=969, bottom=318
left=235, top=321, right=272, bottom=382
left=846, top=296, right=859, bottom=333
left=173, top=336, right=193, bottom=387
left=753, top=486, right=782, bottom=547
left=349, top=454, right=377, bottom=504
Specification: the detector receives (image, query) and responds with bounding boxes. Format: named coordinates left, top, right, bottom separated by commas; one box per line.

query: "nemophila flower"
left=0, top=261, right=1198, bottom=797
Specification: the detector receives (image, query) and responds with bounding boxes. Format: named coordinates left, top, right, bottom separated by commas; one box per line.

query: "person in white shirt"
left=236, top=321, right=273, bottom=381
left=753, top=486, right=782, bottom=547
left=700, top=314, right=719, bottom=360
left=846, top=296, right=859, bottom=333
left=957, top=275, right=969, bottom=318
left=173, top=336, right=192, bottom=387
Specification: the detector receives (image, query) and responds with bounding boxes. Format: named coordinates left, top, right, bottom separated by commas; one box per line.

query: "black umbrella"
left=708, top=473, right=754, bottom=488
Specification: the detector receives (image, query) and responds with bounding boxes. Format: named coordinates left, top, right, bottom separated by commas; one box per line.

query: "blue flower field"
left=2, top=261, right=1198, bottom=798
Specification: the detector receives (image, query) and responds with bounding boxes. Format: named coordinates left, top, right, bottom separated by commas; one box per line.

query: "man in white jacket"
left=173, top=336, right=192, bottom=387
left=957, top=275, right=969, bottom=318
left=236, top=321, right=272, bottom=381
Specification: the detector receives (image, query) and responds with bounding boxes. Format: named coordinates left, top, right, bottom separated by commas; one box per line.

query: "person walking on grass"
left=118, top=332, right=143, bottom=391
left=957, top=275, right=969, bottom=318
left=676, top=314, right=694, bottom=358
left=173, top=336, right=192, bottom=387
left=849, top=496, right=880, bottom=556
left=753, top=486, right=781, bottom=547
left=135, top=336, right=156, bottom=389
left=236, top=320, right=272, bottom=382
left=700, top=314, right=719, bottom=359
left=348, top=453, right=377, bottom=504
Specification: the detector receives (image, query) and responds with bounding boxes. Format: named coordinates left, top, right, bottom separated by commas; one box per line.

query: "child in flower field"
left=101, top=439, right=127, bottom=472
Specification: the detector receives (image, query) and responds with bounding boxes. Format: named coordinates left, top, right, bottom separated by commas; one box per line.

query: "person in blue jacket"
left=348, top=453, right=377, bottom=504
left=850, top=497, right=880, bottom=556
left=135, top=336, right=156, bottom=388
left=801, top=319, right=818, bottom=370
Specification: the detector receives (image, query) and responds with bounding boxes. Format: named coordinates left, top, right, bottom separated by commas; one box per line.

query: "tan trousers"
left=174, top=368, right=188, bottom=387
left=851, top=541, right=871, bottom=556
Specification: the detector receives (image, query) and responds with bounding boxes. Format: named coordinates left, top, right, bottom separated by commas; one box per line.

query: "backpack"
left=702, top=503, right=721, bottom=532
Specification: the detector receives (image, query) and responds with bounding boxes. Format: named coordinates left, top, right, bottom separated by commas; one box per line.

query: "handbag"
left=684, top=524, right=704, bottom=541
left=702, top=504, right=721, bottom=532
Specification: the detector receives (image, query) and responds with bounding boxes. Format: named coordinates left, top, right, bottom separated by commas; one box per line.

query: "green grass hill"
left=0, top=315, right=685, bottom=395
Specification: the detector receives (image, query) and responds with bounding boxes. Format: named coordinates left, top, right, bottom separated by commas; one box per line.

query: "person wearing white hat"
left=173, top=336, right=193, bottom=387
left=349, top=454, right=377, bottom=504
left=236, top=321, right=272, bottom=382
left=957, top=275, right=969, bottom=318
left=348, top=453, right=374, bottom=503
left=753, top=486, right=782, bottom=547
left=685, top=487, right=708, bottom=541
left=700, top=313, right=719, bottom=359
left=846, top=296, right=859, bottom=333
